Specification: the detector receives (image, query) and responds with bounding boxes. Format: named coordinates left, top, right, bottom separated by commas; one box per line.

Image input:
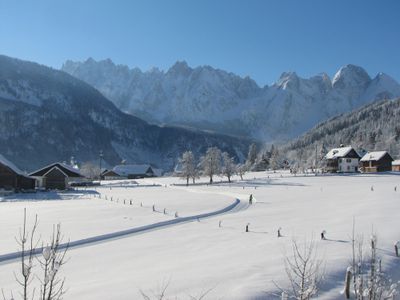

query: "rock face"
left=0, top=55, right=252, bottom=172
left=62, top=59, right=400, bottom=141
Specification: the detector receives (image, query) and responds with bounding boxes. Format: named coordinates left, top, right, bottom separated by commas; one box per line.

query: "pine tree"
left=246, top=143, right=258, bottom=168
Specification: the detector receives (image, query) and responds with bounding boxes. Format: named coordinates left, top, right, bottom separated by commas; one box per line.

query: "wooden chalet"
left=392, top=160, right=400, bottom=172
left=29, top=162, right=83, bottom=190
left=0, top=154, right=36, bottom=191
left=324, top=146, right=361, bottom=173
left=359, top=151, right=393, bottom=173
left=101, top=169, right=120, bottom=180
left=102, top=164, right=156, bottom=180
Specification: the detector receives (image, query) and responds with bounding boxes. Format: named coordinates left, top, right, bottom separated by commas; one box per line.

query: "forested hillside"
left=282, top=98, right=400, bottom=166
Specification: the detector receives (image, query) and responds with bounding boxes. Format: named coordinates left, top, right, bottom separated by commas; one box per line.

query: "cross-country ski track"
left=0, top=184, right=247, bottom=264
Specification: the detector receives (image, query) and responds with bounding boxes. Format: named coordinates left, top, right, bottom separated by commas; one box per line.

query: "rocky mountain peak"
left=275, top=72, right=300, bottom=90
left=332, top=64, right=371, bottom=89
left=61, top=59, right=400, bottom=141
left=167, top=60, right=191, bottom=76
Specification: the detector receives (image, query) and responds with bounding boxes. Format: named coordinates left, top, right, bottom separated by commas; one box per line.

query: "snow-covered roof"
left=360, top=151, right=388, bottom=162
left=43, top=166, right=68, bottom=178
left=0, top=154, right=26, bottom=176
left=392, top=160, right=400, bottom=166
left=30, top=162, right=82, bottom=177
left=113, top=164, right=154, bottom=176
left=325, top=146, right=354, bottom=159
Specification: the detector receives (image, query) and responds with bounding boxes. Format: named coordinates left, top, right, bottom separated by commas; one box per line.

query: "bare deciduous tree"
left=347, top=229, right=399, bottom=300
left=37, top=224, right=69, bottom=300
left=140, top=279, right=215, bottom=300
left=275, top=238, right=323, bottom=300
left=80, top=161, right=100, bottom=179
left=200, top=147, right=221, bottom=184
left=14, top=208, right=39, bottom=300
left=222, top=152, right=235, bottom=183
left=179, top=151, right=198, bottom=186
left=237, top=164, right=247, bottom=180
left=3, top=210, right=69, bottom=300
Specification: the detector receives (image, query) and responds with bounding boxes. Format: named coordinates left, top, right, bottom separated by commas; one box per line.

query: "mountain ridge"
left=62, top=59, right=400, bottom=141
left=0, top=55, right=252, bottom=171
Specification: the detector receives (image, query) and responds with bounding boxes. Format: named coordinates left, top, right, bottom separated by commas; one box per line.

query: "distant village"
left=0, top=144, right=399, bottom=193
left=0, top=155, right=162, bottom=193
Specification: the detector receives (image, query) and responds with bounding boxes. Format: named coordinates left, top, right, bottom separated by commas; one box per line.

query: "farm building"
left=392, top=160, right=400, bottom=172
left=359, top=151, right=394, bottom=173
left=29, top=162, right=84, bottom=190
left=0, top=154, right=36, bottom=191
left=324, top=146, right=361, bottom=173
left=101, top=169, right=120, bottom=180
left=102, top=164, right=156, bottom=180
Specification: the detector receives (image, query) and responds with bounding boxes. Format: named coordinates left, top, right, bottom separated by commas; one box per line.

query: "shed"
left=392, top=160, right=400, bottom=172
left=102, top=169, right=122, bottom=180
left=360, top=151, right=393, bottom=172
left=30, top=162, right=83, bottom=190
left=103, top=164, right=156, bottom=180
left=0, top=154, right=36, bottom=191
left=43, top=167, right=68, bottom=190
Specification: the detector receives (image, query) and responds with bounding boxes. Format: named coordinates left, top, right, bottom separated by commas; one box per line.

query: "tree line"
left=178, top=142, right=286, bottom=185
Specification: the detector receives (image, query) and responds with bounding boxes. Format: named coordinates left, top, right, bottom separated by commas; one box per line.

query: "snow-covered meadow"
left=1, top=171, right=400, bottom=299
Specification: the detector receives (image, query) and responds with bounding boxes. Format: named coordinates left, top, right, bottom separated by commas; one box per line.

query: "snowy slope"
left=62, top=60, right=400, bottom=140
left=1, top=172, right=400, bottom=299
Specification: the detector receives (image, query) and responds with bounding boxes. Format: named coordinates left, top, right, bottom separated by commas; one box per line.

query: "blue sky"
left=0, top=0, right=399, bottom=86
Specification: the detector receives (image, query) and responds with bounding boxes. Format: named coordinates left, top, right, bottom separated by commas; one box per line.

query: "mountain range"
left=62, top=59, right=400, bottom=141
left=0, top=55, right=251, bottom=172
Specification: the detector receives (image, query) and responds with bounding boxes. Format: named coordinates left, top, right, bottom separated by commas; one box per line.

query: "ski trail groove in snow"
left=0, top=199, right=240, bottom=264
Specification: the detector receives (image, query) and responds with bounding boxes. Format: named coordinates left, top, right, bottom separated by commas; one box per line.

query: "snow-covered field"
left=1, top=171, right=400, bottom=299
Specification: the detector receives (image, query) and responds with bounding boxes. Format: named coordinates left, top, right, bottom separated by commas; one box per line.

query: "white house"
left=324, top=146, right=361, bottom=173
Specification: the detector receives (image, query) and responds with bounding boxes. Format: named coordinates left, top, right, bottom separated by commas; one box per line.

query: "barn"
left=102, top=164, right=156, bottom=180
left=29, top=162, right=83, bottom=190
left=0, top=154, right=36, bottom=191
left=359, top=151, right=394, bottom=173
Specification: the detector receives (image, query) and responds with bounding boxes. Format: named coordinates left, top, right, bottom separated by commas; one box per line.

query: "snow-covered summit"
left=332, top=64, right=371, bottom=89
left=62, top=59, right=400, bottom=141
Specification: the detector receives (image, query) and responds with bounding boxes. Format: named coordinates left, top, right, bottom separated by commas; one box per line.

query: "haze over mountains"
left=0, top=55, right=251, bottom=171
left=62, top=59, right=400, bottom=141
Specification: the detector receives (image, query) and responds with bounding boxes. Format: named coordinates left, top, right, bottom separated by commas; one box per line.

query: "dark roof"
left=43, top=166, right=68, bottom=178
left=0, top=154, right=34, bottom=180
left=29, top=162, right=83, bottom=177
left=102, top=170, right=120, bottom=177
left=112, top=164, right=154, bottom=176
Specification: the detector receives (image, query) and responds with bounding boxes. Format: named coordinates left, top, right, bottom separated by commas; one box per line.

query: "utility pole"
left=315, top=144, right=318, bottom=173
left=99, top=150, right=103, bottom=181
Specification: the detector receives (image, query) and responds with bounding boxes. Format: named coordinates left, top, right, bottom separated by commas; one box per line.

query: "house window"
left=346, top=158, right=351, bottom=163
left=347, top=166, right=350, bottom=171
